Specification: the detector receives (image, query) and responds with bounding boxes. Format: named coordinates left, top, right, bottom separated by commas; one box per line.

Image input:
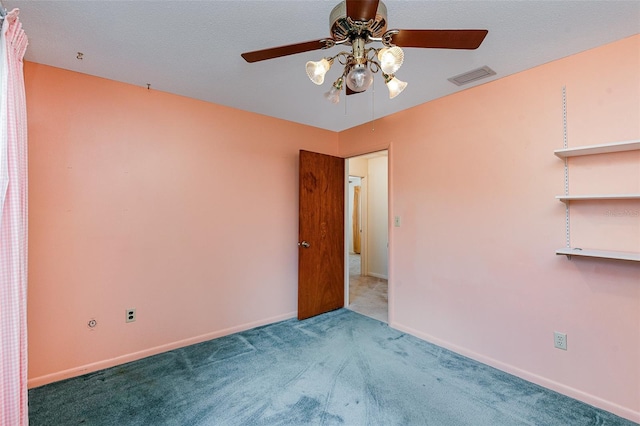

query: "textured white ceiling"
left=3, top=0, right=639, bottom=132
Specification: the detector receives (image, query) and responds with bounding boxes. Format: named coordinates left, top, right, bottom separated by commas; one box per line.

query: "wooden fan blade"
left=389, top=29, right=488, bottom=50
left=346, top=0, right=380, bottom=22
left=241, top=39, right=330, bottom=63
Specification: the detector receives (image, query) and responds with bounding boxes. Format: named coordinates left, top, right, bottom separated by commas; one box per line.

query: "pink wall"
left=26, top=62, right=338, bottom=385
left=339, top=35, right=640, bottom=421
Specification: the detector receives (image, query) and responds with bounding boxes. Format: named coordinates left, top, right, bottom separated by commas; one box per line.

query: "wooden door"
left=298, top=150, right=345, bottom=320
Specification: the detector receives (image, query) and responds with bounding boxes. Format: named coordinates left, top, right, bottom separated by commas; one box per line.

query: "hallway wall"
left=366, top=156, right=388, bottom=279
left=348, top=155, right=388, bottom=278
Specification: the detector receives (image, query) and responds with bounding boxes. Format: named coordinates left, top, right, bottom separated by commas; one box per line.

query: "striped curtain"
left=0, top=8, right=29, bottom=426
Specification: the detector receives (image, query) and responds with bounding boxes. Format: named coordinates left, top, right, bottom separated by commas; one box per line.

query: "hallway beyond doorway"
left=347, top=254, right=388, bottom=323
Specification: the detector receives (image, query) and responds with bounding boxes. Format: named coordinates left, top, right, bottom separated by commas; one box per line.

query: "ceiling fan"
left=241, top=0, right=488, bottom=103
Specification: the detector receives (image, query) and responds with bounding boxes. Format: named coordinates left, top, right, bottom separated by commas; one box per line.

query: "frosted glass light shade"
left=324, top=77, right=343, bottom=104
left=345, top=64, right=373, bottom=92
left=324, top=86, right=341, bottom=104
left=377, top=47, right=404, bottom=75
left=385, top=75, right=407, bottom=99
left=305, top=58, right=332, bottom=85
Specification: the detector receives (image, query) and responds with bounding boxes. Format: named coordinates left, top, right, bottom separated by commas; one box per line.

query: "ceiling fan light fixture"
left=324, top=77, right=344, bottom=104
left=377, top=46, right=404, bottom=75
left=383, top=73, right=407, bottom=99
left=345, top=63, right=374, bottom=93
left=242, top=2, right=489, bottom=105
left=305, top=58, right=333, bottom=85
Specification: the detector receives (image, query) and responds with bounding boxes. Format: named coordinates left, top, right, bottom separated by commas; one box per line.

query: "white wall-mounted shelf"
left=554, top=139, right=640, bottom=158
left=555, top=89, right=639, bottom=263
left=556, top=248, right=640, bottom=262
left=556, top=194, right=640, bottom=203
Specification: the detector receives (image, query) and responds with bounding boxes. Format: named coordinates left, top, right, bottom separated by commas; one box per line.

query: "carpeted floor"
left=29, top=309, right=637, bottom=426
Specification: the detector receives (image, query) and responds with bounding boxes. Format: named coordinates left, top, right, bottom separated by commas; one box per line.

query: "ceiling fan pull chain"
left=371, top=78, right=375, bottom=131
left=344, top=87, right=347, bottom=115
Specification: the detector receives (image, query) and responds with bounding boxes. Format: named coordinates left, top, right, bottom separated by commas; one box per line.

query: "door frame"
left=343, top=149, right=391, bottom=320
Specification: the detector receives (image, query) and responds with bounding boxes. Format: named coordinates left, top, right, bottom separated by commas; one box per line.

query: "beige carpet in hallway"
left=348, top=254, right=388, bottom=323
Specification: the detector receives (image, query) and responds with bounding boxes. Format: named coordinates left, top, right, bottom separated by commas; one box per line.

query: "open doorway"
left=346, top=150, right=388, bottom=323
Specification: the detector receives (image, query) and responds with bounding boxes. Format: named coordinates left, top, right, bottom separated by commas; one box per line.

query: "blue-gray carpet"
left=28, top=309, right=637, bottom=425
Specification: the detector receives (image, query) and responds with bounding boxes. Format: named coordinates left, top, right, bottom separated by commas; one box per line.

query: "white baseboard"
left=389, top=321, right=640, bottom=423
left=28, top=311, right=297, bottom=389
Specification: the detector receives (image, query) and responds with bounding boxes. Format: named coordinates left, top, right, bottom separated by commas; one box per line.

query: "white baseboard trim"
left=28, top=311, right=297, bottom=389
left=389, top=321, right=640, bottom=424
left=367, top=272, right=388, bottom=280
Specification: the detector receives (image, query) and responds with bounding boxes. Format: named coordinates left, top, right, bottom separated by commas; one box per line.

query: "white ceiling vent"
left=448, top=66, right=496, bottom=86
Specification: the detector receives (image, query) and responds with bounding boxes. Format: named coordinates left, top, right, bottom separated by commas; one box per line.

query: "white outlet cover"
left=554, top=331, right=567, bottom=350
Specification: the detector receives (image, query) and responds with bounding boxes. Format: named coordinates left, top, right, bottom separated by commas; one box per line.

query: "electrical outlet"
left=554, top=331, right=567, bottom=350
left=126, top=308, right=136, bottom=323
left=394, top=216, right=401, bottom=227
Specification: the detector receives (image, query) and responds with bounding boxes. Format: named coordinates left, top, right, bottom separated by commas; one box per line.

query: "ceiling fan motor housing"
left=330, top=0, right=388, bottom=44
